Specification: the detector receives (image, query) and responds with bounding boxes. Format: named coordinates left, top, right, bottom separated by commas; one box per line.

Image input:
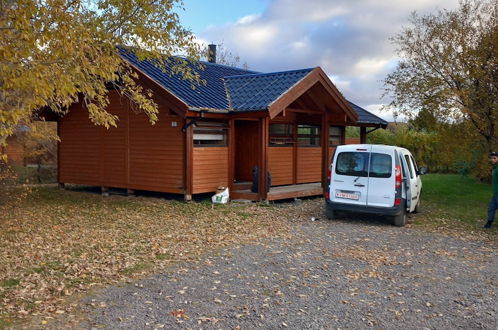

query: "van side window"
left=369, top=153, right=392, bottom=178
left=404, top=155, right=414, bottom=179
left=410, top=155, right=419, bottom=176
left=336, top=152, right=369, bottom=177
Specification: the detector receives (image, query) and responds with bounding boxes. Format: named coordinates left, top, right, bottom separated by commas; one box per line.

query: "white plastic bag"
left=211, top=186, right=229, bottom=204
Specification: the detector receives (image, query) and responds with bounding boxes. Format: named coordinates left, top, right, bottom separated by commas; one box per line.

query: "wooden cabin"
left=57, top=47, right=387, bottom=201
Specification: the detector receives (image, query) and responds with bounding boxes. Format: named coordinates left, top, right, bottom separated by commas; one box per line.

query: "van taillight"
left=395, top=165, right=401, bottom=189
left=394, top=198, right=401, bottom=206
left=325, top=191, right=330, bottom=199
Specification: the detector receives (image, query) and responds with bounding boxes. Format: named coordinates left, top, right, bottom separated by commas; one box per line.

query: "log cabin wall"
left=192, top=147, right=229, bottom=193
left=3, top=136, right=25, bottom=166
left=59, top=100, right=104, bottom=186
left=268, top=114, right=295, bottom=186
left=59, top=90, right=185, bottom=193
left=268, top=147, right=293, bottom=186
left=191, top=119, right=230, bottom=194
left=296, top=147, right=322, bottom=183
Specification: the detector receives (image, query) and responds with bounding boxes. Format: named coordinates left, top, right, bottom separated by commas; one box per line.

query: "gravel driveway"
left=60, top=212, right=497, bottom=329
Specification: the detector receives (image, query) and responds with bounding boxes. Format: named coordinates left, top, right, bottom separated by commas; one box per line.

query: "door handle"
left=354, top=183, right=365, bottom=187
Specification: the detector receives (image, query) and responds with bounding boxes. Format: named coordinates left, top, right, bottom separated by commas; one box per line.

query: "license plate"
left=335, top=191, right=360, bottom=200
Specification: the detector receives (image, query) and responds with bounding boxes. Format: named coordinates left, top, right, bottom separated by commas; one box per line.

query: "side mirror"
left=418, top=167, right=428, bottom=175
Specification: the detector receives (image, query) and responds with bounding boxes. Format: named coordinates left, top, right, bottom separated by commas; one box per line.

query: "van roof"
left=336, top=144, right=410, bottom=153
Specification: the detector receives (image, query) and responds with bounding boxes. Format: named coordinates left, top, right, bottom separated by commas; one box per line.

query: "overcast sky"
left=178, top=0, right=460, bottom=121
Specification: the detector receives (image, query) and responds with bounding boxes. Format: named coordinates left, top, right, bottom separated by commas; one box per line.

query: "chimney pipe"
left=208, top=44, right=217, bottom=63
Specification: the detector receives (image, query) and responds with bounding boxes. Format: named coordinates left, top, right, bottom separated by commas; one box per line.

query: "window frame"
left=329, top=126, right=344, bottom=146
left=297, top=124, right=321, bottom=147
left=269, top=123, right=294, bottom=147
left=193, top=120, right=228, bottom=147
left=335, top=151, right=370, bottom=177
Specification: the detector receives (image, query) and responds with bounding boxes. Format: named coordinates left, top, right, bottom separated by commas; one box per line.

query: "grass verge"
left=412, top=174, right=497, bottom=237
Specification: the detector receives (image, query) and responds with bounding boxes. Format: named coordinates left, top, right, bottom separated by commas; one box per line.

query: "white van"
left=325, top=144, right=423, bottom=226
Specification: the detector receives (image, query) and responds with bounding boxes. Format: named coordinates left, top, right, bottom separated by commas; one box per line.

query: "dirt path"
left=45, top=215, right=498, bottom=330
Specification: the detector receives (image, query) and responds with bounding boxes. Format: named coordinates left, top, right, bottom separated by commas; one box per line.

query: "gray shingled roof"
left=224, top=69, right=314, bottom=111
left=119, top=47, right=387, bottom=126
left=348, top=102, right=388, bottom=127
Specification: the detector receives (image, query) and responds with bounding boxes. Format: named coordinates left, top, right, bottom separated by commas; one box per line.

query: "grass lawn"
left=413, top=174, right=497, bottom=233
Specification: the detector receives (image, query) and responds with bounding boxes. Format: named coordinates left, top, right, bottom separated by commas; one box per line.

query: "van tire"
left=413, top=196, right=421, bottom=214
left=326, top=206, right=335, bottom=220
left=393, top=209, right=407, bottom=227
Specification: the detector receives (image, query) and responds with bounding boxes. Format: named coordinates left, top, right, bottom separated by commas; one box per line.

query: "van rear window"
left=336, top=152, right=369, bottom=177
left=335, top=152, right=392, bottom=178
left=369, top=153, right=392, bottom=178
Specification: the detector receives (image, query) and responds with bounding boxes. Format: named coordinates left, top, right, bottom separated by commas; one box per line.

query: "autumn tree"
left=0, top=0, right=201, bottom=157
left=384, top=0, right=498, bottom=153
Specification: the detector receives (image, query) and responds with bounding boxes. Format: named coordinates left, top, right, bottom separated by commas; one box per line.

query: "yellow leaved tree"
left=0, top=0, right=201, bottom=154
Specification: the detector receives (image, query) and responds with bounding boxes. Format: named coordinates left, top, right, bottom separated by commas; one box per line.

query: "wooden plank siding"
left=268, top=147, right=293, bottom=186
left=192, top=147, right=229, bottom=193
left=3, top=137, right=25, bottom=166
left=328, top=147, right=337, bottom=165
left=128, top=111, right=184, bottom=192
left=59, top=102, right=103, bottom=186
left=296, top=147, right=322, bottom=184
left=59, top=90, right=185, bottom=193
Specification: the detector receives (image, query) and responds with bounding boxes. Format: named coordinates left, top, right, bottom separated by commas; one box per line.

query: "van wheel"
left=393, top=210, right=407, bottom=227
left=326, top=206, right=335, bottom=220
left=413, top=197, right=421, bottom=214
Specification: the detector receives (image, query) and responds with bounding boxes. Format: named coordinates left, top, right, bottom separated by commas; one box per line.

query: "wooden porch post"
left=322, top=111, right=329, bottom=191
left=258, top=116, right=269, bottom=201
left=228, top=118, right=235, bottom=192
left=184, top=123, right=193, bottom=201
left=292, top=118, right=298, bottom=185
left=360, top=127, right=367, bottom=144
left=56, top=120, right=62, bottom=187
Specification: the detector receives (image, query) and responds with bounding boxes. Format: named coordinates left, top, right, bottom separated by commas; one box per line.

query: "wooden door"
left=234, top=121, right=259, bottom=182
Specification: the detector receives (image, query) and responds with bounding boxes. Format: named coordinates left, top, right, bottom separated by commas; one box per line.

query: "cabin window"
left=269, top=123, right=294, bottom=146
left=297, top=124, right=321, bottom=147
left=329, top=126, right=344, bottom=146
left=193, top=121, right=228, bottom=147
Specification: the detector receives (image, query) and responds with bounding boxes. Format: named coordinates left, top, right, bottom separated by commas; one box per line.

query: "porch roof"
left=119, top=47, right=385, bottom=126
left=348, top=102, right=388, bottom=127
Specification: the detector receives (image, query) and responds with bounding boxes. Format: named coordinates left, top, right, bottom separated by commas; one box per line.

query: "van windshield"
left=335, top=152, right=392, bottom=178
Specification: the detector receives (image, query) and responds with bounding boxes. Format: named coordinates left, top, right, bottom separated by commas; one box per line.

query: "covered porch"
left=186, top=67, right=387, bottom=202
left=226, top=67, right=386, bottom=202
left=230, top=182, right=323, bottom=201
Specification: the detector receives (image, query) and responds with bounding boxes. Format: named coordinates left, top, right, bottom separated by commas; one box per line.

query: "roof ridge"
left=223, top=78, right=234, bottom=110
left=224, top=67, right=315, bottom=79
left=196, top=60, right=259, bottom=74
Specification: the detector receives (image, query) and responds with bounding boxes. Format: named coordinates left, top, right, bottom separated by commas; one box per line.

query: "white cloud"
left=268, top=0, right=350, bottom=22
left=291, top=37, right=309, bottom=50
left=238, top=24, right=279, bottom=49
left=352, top=57, right=391, bottom=77
left=328, top=75, right=351, bottom=91
left=237, top=14, right=261, bottom=25
left=196, top=0, right=460, bottom=121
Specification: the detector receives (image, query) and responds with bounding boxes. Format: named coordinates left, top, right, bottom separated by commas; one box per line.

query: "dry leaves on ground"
left=0, top=186, right=314, bottom=326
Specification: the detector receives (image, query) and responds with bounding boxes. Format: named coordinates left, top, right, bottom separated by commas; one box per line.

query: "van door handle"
left=354, top=183, right=365, bottom=187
